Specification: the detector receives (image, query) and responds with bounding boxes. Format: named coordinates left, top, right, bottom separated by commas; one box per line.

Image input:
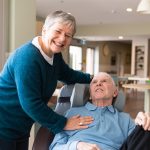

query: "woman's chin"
left=52, top=47, right=65, bottom=53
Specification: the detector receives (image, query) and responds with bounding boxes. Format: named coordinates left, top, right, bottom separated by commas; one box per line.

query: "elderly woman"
left=0, top=10, right=93, bottom=150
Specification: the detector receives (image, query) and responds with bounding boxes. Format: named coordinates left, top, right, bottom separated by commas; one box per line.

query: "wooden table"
left=128, top=77, right=149, bottom=81
left=123, top=84, right=150, bottom=112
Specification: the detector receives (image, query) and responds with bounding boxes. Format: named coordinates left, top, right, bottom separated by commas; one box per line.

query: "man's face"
left=42, top=22, right=73, bottom=54
left=90, top=73, right=117, bottom=102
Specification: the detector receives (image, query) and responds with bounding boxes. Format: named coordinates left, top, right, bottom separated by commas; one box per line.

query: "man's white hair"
left=94, top=72, right=115, bottom=86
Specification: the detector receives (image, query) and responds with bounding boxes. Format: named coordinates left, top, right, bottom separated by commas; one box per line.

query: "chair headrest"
left=114, top=89, right=126, bottom=112
left=59, top=84, right=74, bottom=97
left=70, top=84, right=90, bottom=107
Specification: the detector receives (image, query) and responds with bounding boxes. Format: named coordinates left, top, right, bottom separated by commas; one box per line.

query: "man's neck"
left=93, top=99, right=112, bottom=107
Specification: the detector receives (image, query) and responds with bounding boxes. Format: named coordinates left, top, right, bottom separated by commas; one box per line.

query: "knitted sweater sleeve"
left=54, top=53, right=91, bottom=84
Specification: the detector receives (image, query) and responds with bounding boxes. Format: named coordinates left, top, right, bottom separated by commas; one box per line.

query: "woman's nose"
left=59, top=33, right=65, bottom=42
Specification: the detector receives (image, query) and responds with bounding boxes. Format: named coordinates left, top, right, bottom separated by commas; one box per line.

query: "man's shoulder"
left=118, top=111, right=132, bottom=120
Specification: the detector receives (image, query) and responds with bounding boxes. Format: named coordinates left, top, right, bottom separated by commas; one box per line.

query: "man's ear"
left=113, top=88, right=118, bottom=97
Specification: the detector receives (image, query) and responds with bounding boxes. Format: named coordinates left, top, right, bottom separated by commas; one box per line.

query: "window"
left=86, top=48, right=94, bottom=74
left=86, top=47, right=99, bottom=75
left=69, top=46, right=82, bottom=70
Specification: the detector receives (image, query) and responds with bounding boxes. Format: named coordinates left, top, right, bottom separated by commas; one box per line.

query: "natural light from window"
left=69, top=46, right=82, bottom=71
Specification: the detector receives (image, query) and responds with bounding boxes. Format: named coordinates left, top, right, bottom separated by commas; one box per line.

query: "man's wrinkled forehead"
left=93, top=72, right=111, bottom=80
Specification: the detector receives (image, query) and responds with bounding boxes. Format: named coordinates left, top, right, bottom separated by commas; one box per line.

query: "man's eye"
left=92, top=80, right=97, bottom=84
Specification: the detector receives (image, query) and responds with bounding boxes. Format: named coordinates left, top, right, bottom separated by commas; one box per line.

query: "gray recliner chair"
left=32, top=83, right=126, bottom=150
left=55, top=83, right=90, bottom=115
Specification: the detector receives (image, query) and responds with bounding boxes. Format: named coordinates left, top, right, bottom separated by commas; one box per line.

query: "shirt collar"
left=32, top=36, right=54, bottom=65
left=85, top=102, right=115, bottom=113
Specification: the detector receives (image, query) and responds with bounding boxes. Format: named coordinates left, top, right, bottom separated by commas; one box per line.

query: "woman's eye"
left=55, top=30, right=61, bottom=34
left=65, top=34, right=72, bottom=38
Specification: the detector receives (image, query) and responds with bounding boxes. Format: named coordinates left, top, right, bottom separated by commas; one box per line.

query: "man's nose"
left=97, top=81, right=103, bottom=86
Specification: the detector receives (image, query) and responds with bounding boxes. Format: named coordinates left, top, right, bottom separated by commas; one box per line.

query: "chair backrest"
left=54, top=84, right=74, bottom=115
left=55, top=83, right=90, bottom=115
left=32, top=83, right=126, bottom=150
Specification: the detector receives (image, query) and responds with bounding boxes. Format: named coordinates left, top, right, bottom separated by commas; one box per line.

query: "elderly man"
left=49, top=72, right=150, bottom=150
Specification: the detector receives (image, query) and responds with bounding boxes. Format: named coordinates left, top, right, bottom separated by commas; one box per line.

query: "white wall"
left=9, top=0, right=36, bottom=51
left=0, top=0, right=4, bottom=70
left=0, top=0, right=9, bottom=71
left=76, top=23, right=150, bottom=37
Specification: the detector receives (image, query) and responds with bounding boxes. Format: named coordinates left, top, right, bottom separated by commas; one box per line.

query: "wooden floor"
left=123, top=89, right=144, bottom=119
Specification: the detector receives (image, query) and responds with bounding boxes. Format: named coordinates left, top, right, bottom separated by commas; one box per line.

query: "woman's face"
left=41, top=22, right=73, bottom=56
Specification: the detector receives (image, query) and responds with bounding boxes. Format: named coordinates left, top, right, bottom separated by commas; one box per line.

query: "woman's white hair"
left=43, top=10, right=76, bottom=35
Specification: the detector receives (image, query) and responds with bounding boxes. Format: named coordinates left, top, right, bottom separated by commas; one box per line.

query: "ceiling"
left=36, top=0, right=150, bottom=41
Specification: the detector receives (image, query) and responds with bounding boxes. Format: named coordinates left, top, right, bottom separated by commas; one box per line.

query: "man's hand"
left=77, top=142, right=101, bottom=150
left=135, top=111, right=150, bottom=130
left=63, top=115, right=94, bottom=130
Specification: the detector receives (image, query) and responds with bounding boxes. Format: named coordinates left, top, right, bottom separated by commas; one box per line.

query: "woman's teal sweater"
left=0, top=42, right=91, bottom=140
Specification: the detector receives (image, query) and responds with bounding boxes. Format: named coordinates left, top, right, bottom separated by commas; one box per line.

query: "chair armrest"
left=32, top=127, right=54, bottom=150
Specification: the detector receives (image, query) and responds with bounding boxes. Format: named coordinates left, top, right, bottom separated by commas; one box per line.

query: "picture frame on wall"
left=102, top=44, right=110, bottom=56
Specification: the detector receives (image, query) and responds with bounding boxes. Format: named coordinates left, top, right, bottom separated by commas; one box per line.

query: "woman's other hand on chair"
left=63, top=115, right=94, bottom=130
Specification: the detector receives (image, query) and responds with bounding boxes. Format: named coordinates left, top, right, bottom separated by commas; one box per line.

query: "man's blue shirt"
left=49, top=102, right=135, bottom=150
